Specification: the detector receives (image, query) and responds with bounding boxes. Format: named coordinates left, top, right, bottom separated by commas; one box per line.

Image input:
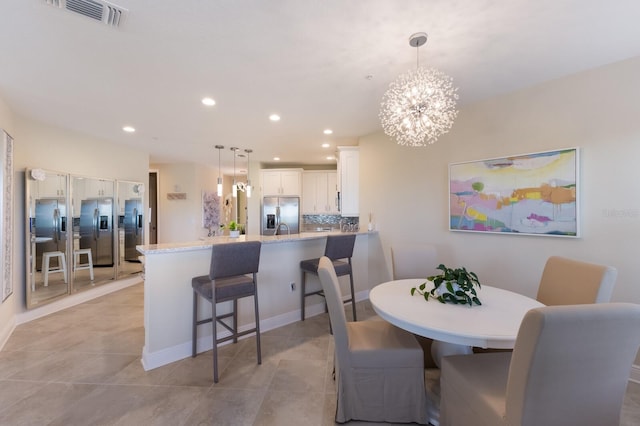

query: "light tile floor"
left=1, top=282, right=639, bottom=425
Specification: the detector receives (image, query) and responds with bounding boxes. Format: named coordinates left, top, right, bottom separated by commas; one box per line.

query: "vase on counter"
left=229, top=230, right=240, bottom=238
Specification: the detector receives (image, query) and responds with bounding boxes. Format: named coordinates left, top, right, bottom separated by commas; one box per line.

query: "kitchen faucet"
left=274, top=222, right=290, bottom=236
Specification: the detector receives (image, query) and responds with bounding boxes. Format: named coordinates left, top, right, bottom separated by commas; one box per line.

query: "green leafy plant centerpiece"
left=228, top=220, right=240, bottom=237
left=410, top=264, right=482, bottom=306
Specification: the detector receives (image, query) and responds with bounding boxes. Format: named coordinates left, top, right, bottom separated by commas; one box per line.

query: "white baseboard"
left=0, top=316, right=16, bottom=352
left=141, top=289, right=369, bottom=371
left=630, top=364, right=640, bottom=384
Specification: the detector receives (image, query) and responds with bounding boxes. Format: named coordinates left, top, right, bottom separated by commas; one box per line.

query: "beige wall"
left=360, top=56, right=640, bottom=365
left=151, top=162, right=219, bottom=243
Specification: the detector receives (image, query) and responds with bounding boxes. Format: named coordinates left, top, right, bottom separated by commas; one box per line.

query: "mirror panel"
left=72, top=176, right=116, bottom=292
left=117, top=181, right=144, bottom=279
left=26, top=169, right=70, bottom=307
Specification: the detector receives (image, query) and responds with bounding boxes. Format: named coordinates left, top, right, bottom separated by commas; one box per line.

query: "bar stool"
left=74, top=248, right=94, bottom=281
left=300, top=234, right=357, bottom=321
left=192, top=241, right=262, bottom=383
left=42, top=251, right=68, bottom=287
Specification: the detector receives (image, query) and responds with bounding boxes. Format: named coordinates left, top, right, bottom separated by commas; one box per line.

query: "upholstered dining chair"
left=536, top=255, right=617, bottom=305
left=192, top=241, right=262, bottom=383
left=300, top=234, right=357, bottom=321
left=318, top=256, right=429, bottom=424
left=391, top=243, right=440, bottom=369
left=391, top=243, right=439, bottom=280
left=440, top=303, right=640, bottom=426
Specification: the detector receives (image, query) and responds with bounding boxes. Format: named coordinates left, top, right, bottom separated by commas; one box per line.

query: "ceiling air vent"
left=45, top=0, right=127, bottom=28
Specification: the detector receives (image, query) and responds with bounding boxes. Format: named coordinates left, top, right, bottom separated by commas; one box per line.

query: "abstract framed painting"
left=449, top=148, right=579, bottom=237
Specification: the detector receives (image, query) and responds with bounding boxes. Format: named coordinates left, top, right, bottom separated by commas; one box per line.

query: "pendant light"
left=215, top=145, right=224, bottom=197
left=244, top=148, right=252, bottom=198
left=380, top=32, right=459, bottom=146
left=230, top=147, right=239, bottom=198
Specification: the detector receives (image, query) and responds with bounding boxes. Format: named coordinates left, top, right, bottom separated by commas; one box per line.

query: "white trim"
left=16, top=276, right=141, bottom=325
left=0, top=315, right=16, bottom=351
left=630, top=364, right=640, bottom=384
left=141, top=289, right=369, bottom=370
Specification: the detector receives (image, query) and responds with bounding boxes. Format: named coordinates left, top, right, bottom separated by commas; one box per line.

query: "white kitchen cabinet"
left=337, top=147, right=359, bottom=217
left=37, top=173, right=67, bottom=198
left=261, top=169, right=302, bottom=196
left=302, top=171, right=338, bottom=214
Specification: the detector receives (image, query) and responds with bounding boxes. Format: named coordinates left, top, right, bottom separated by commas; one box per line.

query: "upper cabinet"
left=261, top=169, right=302, bottom=196
left=302, top=171, right=338, bottom=214
left=337, top=147, right=359, bottom=217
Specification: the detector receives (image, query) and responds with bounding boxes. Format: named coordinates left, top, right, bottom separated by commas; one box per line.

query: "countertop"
left=137, top=230, right=375, bottom=255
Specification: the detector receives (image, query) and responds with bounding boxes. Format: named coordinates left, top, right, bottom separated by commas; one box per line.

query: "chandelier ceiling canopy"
left=380, top=32, right=459, bottom=147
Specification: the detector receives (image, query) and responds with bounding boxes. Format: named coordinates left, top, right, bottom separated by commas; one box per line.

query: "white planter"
left=229, top=230, right=240, bottom=238
left=435, top=281, right=460, bottom=297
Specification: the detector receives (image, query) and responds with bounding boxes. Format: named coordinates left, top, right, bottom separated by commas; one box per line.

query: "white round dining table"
left=369, top=279, right=544, bottom=349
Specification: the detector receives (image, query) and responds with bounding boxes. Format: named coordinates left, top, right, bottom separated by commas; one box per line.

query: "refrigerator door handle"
left=53, top=208, right=59, bottom=243
left=93, top=208, right=99, bottom=240
left=133, top=208, right=138, bottom=236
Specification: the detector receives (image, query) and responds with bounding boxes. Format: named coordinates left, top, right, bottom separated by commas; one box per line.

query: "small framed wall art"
left=449, top=147, right=579, bottom=237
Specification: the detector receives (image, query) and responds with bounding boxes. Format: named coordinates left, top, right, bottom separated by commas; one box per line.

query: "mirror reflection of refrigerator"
left=80, top=198, right=114, bottom=266
left=35, top=198, right=67, bottom=270
left=124, top=198, right=143, bottom=261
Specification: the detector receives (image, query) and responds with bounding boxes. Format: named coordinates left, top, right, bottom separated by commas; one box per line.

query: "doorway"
left=149, top=171, right=158, bottom=244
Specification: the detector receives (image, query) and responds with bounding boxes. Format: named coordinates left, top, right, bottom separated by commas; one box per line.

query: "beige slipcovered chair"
left=440, top=303, right=640, bottom=426
left=391, top=243, right=441, bottom=369
left=536, top=255, right=617, bottom=305
left=317, top=256, right=429, bottom=424
left=391, top=243, right=439, bottom=280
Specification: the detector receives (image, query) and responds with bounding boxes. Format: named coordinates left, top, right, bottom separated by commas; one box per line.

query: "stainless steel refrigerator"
left=261, top=196, right=300, bottom=235
left=80, top=198, right=114, bottom=266
left=35, top=198, right=67, bottom=270
left=124, top=198, right=143, bottom=261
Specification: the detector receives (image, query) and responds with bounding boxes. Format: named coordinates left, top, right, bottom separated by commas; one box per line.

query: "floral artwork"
left=202, top=191, right=221, bottom=230
left=449, top=148, right=579, bottom=237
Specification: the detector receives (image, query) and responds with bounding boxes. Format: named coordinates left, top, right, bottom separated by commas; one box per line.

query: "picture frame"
left=1, top=130, right=14, bottom=301
left=449, top=147, right=579, bottom=237
left=202, top=190, right=221, bottom=231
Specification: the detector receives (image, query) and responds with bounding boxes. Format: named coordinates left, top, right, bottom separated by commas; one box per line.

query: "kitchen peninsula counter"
left=137, top=230, right=379, bottom=370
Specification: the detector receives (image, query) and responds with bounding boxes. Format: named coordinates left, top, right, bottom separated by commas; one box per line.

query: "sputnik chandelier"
left=380, top=32, right=459, bottom=147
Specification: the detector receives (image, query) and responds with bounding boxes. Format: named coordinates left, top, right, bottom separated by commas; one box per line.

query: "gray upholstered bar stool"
left=192, top=241, right=262, bottom=383
left=300, top=233, right=357, bottom=321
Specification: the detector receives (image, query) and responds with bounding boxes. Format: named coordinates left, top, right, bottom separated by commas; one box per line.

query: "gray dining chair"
left=440, top=303, right=640, bottom=426
left=300, top=234, right=357, bottom=321
left=191, top=241, right=262, bottom=383
left=318, top=256, right=429, bottom=424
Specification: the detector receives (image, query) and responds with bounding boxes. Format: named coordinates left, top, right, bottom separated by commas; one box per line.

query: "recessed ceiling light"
left=202, top=97, right=216, bottom=106
left=323, top=129, right=333, bottom=135
left=322, top=143, right=330, bottom=148
left=122, top=126, right=135, bottom=133
left=273, top=157, right=280, bottom=161
left=269, top=114, right=281, bottom=122
left=326, top=156, right=335, bottom=160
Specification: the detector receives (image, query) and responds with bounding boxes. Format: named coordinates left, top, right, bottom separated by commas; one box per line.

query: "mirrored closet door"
left=26, top=169, right=145, bottom=309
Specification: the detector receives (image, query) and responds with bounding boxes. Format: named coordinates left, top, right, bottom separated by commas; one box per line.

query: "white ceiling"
left=1, top=0, right=640, bottom=171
